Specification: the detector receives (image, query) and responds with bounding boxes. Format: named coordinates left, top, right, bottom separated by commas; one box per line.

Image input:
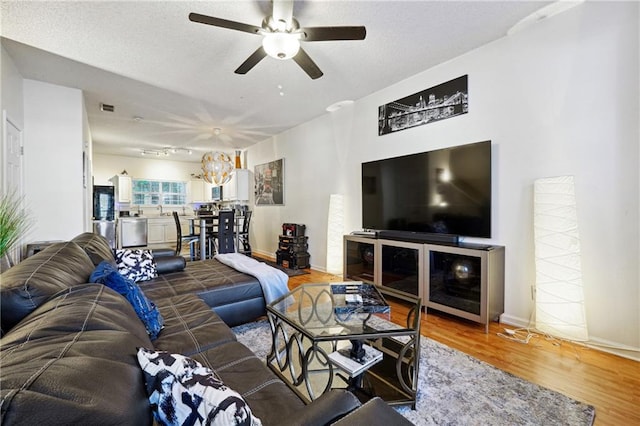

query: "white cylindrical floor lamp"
left=533, top=175, right=589, bottom=341
left=326, top=194, right=345, bottom=275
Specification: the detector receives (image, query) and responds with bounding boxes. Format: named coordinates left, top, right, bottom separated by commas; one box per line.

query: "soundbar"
left=377, top=230, right=459, bottom=245
left=351, top=230, right=378, bottom=237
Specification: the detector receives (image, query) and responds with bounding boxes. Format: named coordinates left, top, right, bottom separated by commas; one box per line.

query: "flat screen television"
left=362, top=140, right=491, bottom=240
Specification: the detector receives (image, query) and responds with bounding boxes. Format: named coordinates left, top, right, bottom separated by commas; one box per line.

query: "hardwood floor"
left=286, top=268, right=640, bottom=426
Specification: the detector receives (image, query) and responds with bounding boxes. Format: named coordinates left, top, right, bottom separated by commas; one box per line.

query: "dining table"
left=189, top=216, right=216, bottom=261
left=188, top=214, right=245, bottom=260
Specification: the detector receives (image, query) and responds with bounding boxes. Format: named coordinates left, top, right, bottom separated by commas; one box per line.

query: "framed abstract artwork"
left=254, top=158, right=284, bottom=206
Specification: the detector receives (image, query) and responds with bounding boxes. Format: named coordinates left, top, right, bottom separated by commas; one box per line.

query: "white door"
left=3, top=111, right=24, bottom=264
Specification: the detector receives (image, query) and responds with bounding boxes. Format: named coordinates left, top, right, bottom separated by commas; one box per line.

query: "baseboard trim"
left=499, top=314, right=640, bottom=361
left=586, top=337, right=640, bottom=362
left=499, top=314, right=531, bottom=329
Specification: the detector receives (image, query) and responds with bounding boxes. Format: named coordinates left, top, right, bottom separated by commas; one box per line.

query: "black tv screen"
left=362, top=140, right=491, bottom=238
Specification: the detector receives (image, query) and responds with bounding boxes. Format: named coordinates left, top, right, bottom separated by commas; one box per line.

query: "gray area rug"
left=232, top=320, right=595, bottom=426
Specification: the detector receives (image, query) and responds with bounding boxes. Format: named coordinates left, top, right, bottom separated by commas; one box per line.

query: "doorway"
left=3, top=110, right=25, bottom=265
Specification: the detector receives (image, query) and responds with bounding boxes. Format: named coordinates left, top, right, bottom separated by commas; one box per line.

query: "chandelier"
left=201, top=151, right=233, bottom=185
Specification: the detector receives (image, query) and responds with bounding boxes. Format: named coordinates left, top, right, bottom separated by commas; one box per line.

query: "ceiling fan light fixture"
left=262, top=32, right=300, bottom=60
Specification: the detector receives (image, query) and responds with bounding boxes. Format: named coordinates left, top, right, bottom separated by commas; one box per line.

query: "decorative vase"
left=235, top=150, right=242, bottom=169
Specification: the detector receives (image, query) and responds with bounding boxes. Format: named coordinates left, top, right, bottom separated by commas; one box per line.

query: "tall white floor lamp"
left=533, top=175, right=589, bottom=342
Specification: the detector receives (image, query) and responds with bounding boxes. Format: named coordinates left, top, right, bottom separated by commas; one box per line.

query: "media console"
left=344, top=235, right=505, bottom=333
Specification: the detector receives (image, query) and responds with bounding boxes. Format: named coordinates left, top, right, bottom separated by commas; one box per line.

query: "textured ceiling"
left=1, top=0, right=551, bottom=162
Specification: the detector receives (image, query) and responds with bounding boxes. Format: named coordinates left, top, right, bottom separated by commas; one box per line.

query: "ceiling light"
left=201, top=152, right=234, bottom=185
left=262, top=32, right=300, bottom=60
left=326, top=100, right=354, bottom=112
left=507, top=1, right=585, bottom=36
left=140, top=147, right=191, bottom=157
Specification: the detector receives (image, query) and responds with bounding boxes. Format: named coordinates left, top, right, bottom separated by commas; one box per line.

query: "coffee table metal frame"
left=266, top=283, right=421, bottom=408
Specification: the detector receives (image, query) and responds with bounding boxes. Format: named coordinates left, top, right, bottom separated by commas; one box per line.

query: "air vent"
left=100, top=103, right=115, bottom=112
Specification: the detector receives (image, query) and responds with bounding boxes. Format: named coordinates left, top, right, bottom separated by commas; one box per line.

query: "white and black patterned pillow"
left=115, top=249, right=157, bottom=282
left=137, top=348, right=262, bottom=426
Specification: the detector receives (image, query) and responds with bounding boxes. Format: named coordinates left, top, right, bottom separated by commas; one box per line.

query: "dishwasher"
left=119, top=217, right=148, bottom=248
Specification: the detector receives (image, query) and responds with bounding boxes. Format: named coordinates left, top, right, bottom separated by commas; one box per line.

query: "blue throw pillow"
left=90, top=261, right=164, bottom=340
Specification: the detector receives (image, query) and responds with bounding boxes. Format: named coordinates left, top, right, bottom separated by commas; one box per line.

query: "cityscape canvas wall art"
left=255, top=158, right=284, bottom=206
left=378, top=75, right=468, bottom=135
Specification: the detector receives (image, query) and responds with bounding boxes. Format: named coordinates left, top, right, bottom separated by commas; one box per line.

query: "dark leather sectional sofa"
left=0, top=232, right=412, bottom=425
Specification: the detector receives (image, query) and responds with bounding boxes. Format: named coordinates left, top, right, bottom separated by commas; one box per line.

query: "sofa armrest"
left=155, top=255, right=186, bottom=274
left=282, top=389, right=361, bottom=426
left=330, top=397, right=413, bottom=425
left=152, top=248, right=177, bottom=258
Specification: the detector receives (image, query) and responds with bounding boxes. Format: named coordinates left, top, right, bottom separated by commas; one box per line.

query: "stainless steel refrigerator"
left=93, top=185, right=115, bottom=220
left=93, top=185, right=116, bottom=248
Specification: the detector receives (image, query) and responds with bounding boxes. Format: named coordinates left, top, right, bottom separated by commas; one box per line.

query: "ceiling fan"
left=188, top=0, right=366, bottom=79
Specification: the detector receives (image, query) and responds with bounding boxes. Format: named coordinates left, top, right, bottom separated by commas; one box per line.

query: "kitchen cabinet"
left=223, top=169, right=252, bottom=201
left=109, top=175, right=132, bottom=204
left=188, top=180, right=212, bottom=203
left=147, top=217, right=192, bottom=244
left=147, top=220, right=168, bottom=244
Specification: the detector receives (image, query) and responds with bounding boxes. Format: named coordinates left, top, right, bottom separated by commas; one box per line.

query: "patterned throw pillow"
left=137, top=348, right=262, bottom=426
left=115, top=249, right=158, bottom=282
left=90, top=261, right=164, bottom=340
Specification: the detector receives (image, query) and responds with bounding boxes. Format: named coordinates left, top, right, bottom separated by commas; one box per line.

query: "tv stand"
left=343, top=234, right=504, bottom=333
left=377, top=230, right=459, bottom=245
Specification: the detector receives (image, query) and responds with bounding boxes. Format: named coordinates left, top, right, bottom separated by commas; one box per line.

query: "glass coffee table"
left=266, top=282, right=421, bottom=408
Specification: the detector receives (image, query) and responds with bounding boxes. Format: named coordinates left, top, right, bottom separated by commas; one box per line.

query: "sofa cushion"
left=0, top=284, right=153, bottom=425
left=71, top=232, right=116, bottom=266
left=138, top=259, right=262, bottom=302
left=137, top=348, right=262, bottom=426
left=115, top=249, right=158, bottom=282
left=137, top=259, right=265, bottom=326
left=90, top=261, right=164, bottom=340
left=0, top=241, right=95, bottom=331
left=153, top=294, right=236, bottom=357
left=193, top=341, right=306, bottom=425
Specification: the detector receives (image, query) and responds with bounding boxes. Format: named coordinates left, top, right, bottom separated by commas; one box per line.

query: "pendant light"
left=201, top=128, right=234, bottom=185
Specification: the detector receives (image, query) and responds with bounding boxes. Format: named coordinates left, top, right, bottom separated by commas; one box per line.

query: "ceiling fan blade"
left=292, top=48, right=323, bottom=80
left=272, top=0, right=294, bottom=29
left=300, top=26, right=366, bottom=41
left=189, top=12, right=262, bottom=35
left=235, top=47, right=268, bottom=74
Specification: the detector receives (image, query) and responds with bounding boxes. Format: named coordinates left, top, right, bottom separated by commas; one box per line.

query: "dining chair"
left=172, top=211, right=199, bottom=260
left=237, top=210, right=252, bottom=256
left=211, top=210, right=235, bottom=254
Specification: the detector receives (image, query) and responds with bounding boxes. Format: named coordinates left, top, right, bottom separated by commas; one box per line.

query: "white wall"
left=23, top=79, right=86, bottom=241
left=248, top=2, right=639, bottom=355
left=92, top=153, right=200, bottom=185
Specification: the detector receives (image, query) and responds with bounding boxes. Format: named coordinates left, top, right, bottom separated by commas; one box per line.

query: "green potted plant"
left=0, top=190, right=32, bottom=271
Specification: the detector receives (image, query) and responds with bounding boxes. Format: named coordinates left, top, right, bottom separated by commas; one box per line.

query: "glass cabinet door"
left=378, top=240, right=423, bottom=300
left=343, top=236, right=377, bottom=284
left=428, top=250, right=483, bottom=315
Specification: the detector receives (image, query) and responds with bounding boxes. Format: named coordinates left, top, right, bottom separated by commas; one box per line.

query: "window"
left=132, top=179, right=187, bottom=206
